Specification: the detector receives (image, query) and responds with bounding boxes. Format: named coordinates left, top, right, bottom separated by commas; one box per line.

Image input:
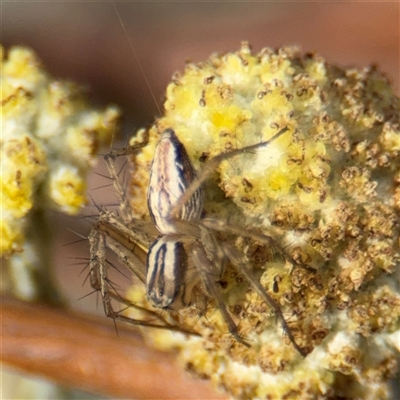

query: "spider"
left=88, top=126, right=307, bottom=357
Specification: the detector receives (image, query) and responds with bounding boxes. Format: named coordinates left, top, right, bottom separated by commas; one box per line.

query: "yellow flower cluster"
left=128, top=44, right=400, bottom=398
left=1, top=46, right=120, bottom=256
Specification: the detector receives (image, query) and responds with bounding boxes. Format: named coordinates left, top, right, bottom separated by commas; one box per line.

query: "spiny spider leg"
left=190, top=241, right=250, bottom=347
left=169, top=126, right=288, bottom=219
left=91, top=213, right=148, bottom=283
left=201, top=218, right=316, bottom=273
left=221, top=243, right=307, bottom=357
left=103, top=130, right=149, bottom=224
left=89, top=218, right=198, bottom=335
left=89, top=135, right=198, bottom=336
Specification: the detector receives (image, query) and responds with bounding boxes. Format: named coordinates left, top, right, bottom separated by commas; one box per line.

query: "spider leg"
left=199, top=224, right=226, bottom=277
left=96, top=219, right=147, bottom=283
left=202, top=218, right=316, bottom=274
left=89, top=225, right=120, bottom=320
left=169, top=126, right=289, bottom=219
left=221, top=243, right=307, bottom=357
left=87, top=207, right=157, bottom=268
left=190, top=242, right=250, bottom=347
left=103, top=153, right=136, bottom=224
left=88, top=221, right=198, bottom=335
left=102, top=131, right=149, bottom=224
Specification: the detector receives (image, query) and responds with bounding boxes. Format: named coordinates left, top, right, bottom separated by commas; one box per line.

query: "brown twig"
left=1, top=295, right=227, bottom=399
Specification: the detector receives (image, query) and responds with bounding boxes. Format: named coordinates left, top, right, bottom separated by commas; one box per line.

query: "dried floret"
left=128, top=43, right=400, bottom=399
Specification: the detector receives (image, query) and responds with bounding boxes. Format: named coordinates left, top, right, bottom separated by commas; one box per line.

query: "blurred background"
left=4, top=1, right=399, bottom=125
left=2, top=1, right=399, bottom=398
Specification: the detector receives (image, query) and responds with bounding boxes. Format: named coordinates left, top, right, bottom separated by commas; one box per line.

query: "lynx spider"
left=89, top=126, right=307, bottom=357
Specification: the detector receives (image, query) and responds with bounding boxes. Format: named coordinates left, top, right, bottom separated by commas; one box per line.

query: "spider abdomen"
left=146, top=235, right=194, bottom=310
